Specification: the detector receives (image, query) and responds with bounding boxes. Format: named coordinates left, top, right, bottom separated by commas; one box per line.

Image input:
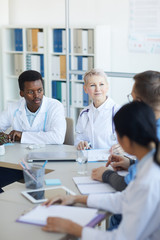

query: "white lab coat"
left=82, top=152, right=160, bottom=240
left=0, top=96, right=66, bottom=144
left=75, top=97, right=119, bottom=149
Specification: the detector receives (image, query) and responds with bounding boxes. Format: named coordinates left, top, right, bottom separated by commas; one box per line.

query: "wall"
left=1, top=0, right=159, bottom=107
left=0, top=0, right=9, bottom=111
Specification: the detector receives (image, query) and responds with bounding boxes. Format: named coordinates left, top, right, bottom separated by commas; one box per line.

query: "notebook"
left=27, top=151, right=77, bottom=162
left=73, top=176, right=116, bottom=195
left=17, top=205, right=106, bottom=228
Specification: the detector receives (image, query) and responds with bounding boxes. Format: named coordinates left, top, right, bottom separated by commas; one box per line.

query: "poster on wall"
left=129, top=0, right=160, bottom=54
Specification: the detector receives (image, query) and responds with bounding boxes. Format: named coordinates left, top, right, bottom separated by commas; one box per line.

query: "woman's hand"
left=106, top=154, right=130, bottom=171
left=77, top=141, right=91, bottom=150
left=42, top=195, right=76, bottom=207
left=110, top=144, right=124, bottom=155
left=91, top=167, right=108, bottom=181
left=42, top=195, right=88, bottom=207
left=42, top=217, right=82, bottom=237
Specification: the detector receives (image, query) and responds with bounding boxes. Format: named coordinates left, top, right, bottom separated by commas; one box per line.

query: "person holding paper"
left=42, top=101, right=160, bottom=240
left=75, top=69, right=119, bottom=150
left=0, top=70, right=66, bottom=144
left=91, top=70, right=160, bottom=229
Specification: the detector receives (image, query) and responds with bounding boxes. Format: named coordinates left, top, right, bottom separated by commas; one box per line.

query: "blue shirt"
left=156, top=118, right=160, bottom=141
left=25, top=106, right=41, bottom=127
left=125, top=118, right=160, bottom=185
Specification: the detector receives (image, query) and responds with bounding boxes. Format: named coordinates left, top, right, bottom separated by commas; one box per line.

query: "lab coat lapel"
left=31, top=96, right=46, bottom=129
left=87, top=104, right=94, bottom=147
left=19, top=98, right=30, bottom=129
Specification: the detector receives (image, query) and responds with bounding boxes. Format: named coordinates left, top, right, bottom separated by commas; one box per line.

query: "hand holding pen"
left=109, top=143, right=124, bottom=155
left=106, top=154, right=130, bottom=171
left=77, top=141, right=92, bottom=150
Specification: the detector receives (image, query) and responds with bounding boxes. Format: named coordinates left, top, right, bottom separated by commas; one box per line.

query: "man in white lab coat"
left=0, top=70, right=66, bottom=192
left=0, top=70, right=66, bottom=144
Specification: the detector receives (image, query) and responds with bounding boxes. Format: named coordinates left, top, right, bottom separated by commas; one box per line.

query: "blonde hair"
left=83, top=69, right=108, bottom=85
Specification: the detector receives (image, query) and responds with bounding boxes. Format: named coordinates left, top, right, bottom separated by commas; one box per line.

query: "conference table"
left=0, top=143, right=106, bottom=240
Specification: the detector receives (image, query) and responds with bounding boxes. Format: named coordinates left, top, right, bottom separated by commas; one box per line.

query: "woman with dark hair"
left=42, top=101, right=160, bottom=240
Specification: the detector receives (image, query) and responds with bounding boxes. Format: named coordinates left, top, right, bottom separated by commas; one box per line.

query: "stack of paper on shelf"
left=52, top=81, right=66, bottom=105
left=53, top=29, right=69, bottom=53
left=14, top=54, right=23, bottom=76
left=26, top=54, right=44, bottom=77
left=26, top=29, right=44, bottom=53
left=14, top=28, right=23, bottom=51
left=73, top=29, right=94, bottom=54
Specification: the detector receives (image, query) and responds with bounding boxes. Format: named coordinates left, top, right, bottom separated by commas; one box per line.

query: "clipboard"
left=16, top=205, right=106, bottom=227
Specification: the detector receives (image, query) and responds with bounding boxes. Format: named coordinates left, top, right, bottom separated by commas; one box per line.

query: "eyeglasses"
left=127, top=93, right=133, bottom=103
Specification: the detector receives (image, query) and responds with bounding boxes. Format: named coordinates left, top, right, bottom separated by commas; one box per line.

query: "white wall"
left=1, top=0, right=159, bottom=107
left=0, top=0, right=9, bottom=111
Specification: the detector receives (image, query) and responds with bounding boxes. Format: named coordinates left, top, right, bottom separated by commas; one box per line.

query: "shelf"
left=2, top=25, right=111, bottom=124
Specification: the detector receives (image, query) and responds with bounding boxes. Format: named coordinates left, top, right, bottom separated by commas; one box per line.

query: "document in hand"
left=17, top=205, right=105, bottom=227
left=73, top=176, right=116, bottom=195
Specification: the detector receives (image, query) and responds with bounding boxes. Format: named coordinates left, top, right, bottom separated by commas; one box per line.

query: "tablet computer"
left=21, top=186, right=76, bottom=204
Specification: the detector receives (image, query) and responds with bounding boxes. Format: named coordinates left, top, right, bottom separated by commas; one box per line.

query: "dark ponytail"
left=114, top=101, right=160, bottom=166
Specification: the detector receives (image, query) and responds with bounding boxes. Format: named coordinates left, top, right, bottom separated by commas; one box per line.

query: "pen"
left=22, top=159, right=29, bottom=170
left=20, top=162, right=26, bottom=169
left=84, top=142, right=92, bottom=150
left=42, top=160, right=48, bottom=168
left=88, top=142, right=92, bottom=148
left=19, top=162, right=38, bottom=183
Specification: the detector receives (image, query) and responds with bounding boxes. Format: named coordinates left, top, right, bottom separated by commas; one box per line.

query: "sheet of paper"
left=73, top=176, right=116, bottom=195
left=73, top=176, right=101, bottom=185
left=18, top=205, right=98, bottom=226
left=83, top=149, right=110, bottom=162
left=77, top=183, right=115, bottom=195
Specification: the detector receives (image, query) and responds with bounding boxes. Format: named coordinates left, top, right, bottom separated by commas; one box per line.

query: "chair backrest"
left=64, top=117, right=74, bottom=145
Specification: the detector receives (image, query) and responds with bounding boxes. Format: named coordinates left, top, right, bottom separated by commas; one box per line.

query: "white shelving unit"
left=48, top=25, right=111, bottom=122
left=2, top=26, right=47, bottom=109
left=2, top=25, right=111, bottom=125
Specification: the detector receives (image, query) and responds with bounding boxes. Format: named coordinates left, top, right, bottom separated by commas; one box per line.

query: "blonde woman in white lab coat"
left=0, top=70, right=66, bottom=144
left=42, top=101, right=160, bottom=240
left=75, top=69, right=119, bottom=150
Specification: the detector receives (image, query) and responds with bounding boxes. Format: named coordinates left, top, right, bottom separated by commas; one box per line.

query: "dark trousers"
left=108, top=214, right=122, bottom=230
left=0, top=167, right=24, bottom=193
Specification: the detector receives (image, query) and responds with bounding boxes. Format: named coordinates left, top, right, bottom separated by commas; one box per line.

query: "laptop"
left=27, top=151, right=77, bottom=163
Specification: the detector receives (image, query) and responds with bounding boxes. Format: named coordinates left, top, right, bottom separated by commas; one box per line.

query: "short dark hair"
left=133, top=70, right=160, bottom=112
left=114, top=101, right=160, bottom=166
left=18, top=70, right=44, bottom=91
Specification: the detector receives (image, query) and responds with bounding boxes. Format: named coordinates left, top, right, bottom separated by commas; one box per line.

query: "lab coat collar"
left=137, top=148, right=155, bottom=173
left=91, top=96, right=114, bottom=112
left=18, top=96, right=46, bottom=128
